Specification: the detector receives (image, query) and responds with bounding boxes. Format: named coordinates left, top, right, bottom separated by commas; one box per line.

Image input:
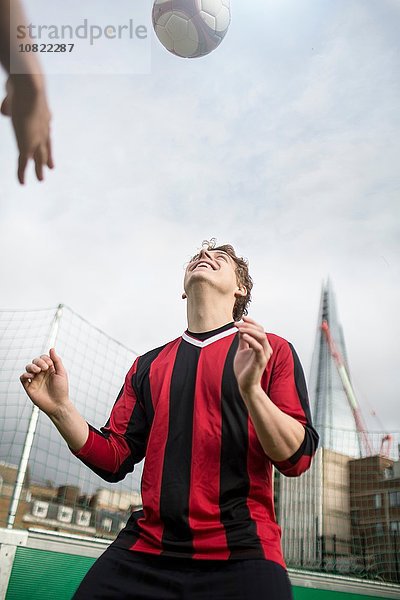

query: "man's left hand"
left=234, top=316, right=273, bottom=397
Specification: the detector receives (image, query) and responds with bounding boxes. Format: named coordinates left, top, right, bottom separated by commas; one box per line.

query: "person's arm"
left=20, top=349, right=149, bottom=483
left=20, top=348, right=88, bottom=450
left=70, top=360, right=149, bottom=483
left=0, top=0, right=54, bottom=183
left=234, top=317, right=319, bottom=476
left=0, top=0, right=39, bottom=75
left=0, top=0, right=13, bottom=71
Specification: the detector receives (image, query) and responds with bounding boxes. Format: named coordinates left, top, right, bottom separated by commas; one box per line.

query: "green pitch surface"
left=5, top=546, right=385, bottom=600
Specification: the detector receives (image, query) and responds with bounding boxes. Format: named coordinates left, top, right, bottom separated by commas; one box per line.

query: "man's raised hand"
left=20, top=348, right=69, bottom=417
left=233, top=316, right=273, bottom=396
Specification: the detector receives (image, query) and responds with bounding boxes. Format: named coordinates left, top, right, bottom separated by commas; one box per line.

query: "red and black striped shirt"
left=73, top=323, right=319, bottom=567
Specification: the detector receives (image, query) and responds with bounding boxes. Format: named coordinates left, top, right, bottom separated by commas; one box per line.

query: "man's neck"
left=186, top=294, right=234, bottom=333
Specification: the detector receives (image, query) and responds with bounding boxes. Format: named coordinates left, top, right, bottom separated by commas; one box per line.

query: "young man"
left=21, top=241, right=319, bottom=599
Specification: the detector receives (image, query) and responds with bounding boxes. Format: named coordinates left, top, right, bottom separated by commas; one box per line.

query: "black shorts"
left=72, top=545, right=293, bottom=600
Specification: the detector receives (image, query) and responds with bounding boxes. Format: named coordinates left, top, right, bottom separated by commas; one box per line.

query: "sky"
left=0, top=0, right=399, bottom=433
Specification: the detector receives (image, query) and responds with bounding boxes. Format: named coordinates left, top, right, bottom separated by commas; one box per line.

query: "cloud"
left=0, top=0, right=399, bottom=430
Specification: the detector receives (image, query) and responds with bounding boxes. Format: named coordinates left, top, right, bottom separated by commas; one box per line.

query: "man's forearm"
left=48, top=400, right=89, bottom=452
left=0, top=0, right=42, bottom=76
left=0, top=0, right=11, bottom=71
left=240, top=384, right=305, bottom=461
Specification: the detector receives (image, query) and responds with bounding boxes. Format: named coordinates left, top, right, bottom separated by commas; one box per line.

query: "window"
left=390, top=521, right=400, bottom=533
left=57, top=506, right=73, bottom=523
left=76, top=510, right=91, bottom=527
left=389, top=491, right=400, bottom=508
left=383, top=467, right=393, bottom=479
left=375, top=522, right=384, bottom=535
left=374, top=494, right=382, bottom=509
left=101, top=518, right=113, bottom=532
left=32, top=501, right=49, bottom=518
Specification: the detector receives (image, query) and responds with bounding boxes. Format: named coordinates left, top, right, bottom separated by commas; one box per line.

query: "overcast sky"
left=1, top=0, right=399, bottom=432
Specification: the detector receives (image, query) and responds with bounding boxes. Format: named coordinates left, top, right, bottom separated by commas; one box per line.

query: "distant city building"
left=349, top=453, right=400, bottom=582
left=280, top=280, right=356, bottom=569
left=308, top=279, right=361, bottom=457
left=0, top=462, right=142, bottom=539
left=91, top=488, right=142, bottom=512
left=280, top=448, right=352, bottom=571
left=278, top=280, right=399, bottom=584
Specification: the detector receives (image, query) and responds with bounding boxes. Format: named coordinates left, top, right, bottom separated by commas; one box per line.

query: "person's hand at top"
left=1, top=74, right=54, bottom=183
left=0, top=0, right=54, bottom=184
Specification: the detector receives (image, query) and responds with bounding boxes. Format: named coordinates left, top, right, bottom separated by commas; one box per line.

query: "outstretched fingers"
left=47, top=137, right=55, bottom=170
left=17, top=153, right=29, bottom=185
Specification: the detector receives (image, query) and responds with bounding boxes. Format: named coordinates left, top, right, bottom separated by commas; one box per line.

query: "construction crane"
left=320, top=319, right=374, bottom=457
left=368, top=407, right=393, bottom=458
left=380, top=434, right=393, bottom=457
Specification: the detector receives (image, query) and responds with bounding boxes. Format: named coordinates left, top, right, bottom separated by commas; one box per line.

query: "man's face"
left=184, top=248, right=240, bottom=297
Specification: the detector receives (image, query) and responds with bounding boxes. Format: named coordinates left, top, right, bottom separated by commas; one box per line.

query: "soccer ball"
left=152, top=0, right=231, bottom=59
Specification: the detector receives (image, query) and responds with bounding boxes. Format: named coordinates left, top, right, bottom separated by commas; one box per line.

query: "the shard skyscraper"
left=279, top=280, right=361, bottom=569
left=308, top=279, right=361, bottom=458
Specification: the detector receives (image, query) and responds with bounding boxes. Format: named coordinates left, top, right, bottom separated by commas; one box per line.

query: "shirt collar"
left=182, top=322, right=237, bottom=348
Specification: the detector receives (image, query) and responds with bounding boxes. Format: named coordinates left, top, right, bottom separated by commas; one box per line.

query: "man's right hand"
left=20, top=348, right=69, bottom=417
left=20, top=348, right=89, bottom=452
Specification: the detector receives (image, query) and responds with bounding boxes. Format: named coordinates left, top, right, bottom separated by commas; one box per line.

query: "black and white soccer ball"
left=152, top=0, right=231, bottom=58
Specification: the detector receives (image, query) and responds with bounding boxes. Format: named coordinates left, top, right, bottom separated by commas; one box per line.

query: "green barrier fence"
left=5, top=546, right=391, bottom=600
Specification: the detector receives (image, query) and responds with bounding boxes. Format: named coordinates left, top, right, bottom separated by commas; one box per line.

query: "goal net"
left=0, top=305, right=141, bottom=539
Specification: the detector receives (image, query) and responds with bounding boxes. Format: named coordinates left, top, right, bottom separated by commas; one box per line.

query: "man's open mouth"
left=194, top=261, right=215, bottom=270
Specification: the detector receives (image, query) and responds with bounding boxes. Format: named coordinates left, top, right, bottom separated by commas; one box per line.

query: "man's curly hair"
left=191, top=239, right=253, bottom=321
